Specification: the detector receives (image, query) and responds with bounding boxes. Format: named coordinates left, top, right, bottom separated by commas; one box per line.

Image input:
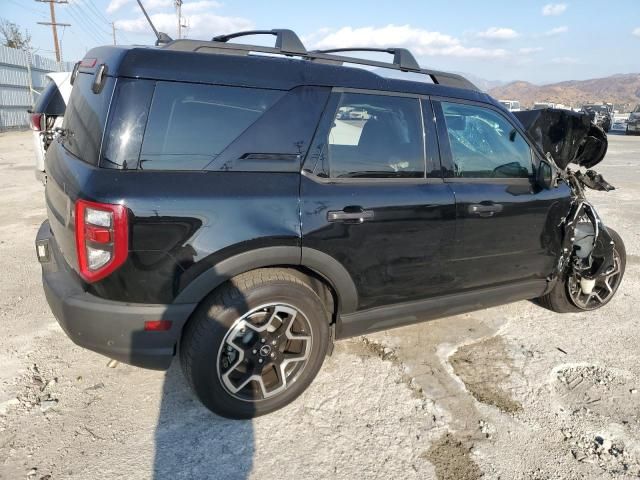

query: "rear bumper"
left=36, top=221, right=197, bottom=370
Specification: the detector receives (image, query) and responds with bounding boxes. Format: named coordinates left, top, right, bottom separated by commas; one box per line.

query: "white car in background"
left=28, top=72, right=72, bottom=183
left=532, top=102, right=570, bottom=110
left=499, top=100, right=521, bottom=112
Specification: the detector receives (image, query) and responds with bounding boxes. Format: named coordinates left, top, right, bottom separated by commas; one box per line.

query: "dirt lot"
left=0, top=130, right=638, bottom=480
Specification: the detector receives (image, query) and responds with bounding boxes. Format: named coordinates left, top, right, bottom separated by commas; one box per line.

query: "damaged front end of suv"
left=516, top=108, right=623, bottom=310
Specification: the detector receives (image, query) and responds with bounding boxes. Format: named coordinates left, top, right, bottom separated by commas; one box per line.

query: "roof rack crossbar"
left=212, top=29, right=307, bottom=55
left=312, top=48, right=421, bottom=72
left=307, top=51, right=479, bottom=91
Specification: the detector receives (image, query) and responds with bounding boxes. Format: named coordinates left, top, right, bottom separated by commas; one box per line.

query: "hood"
left=514, top=108, right=607, bottom=169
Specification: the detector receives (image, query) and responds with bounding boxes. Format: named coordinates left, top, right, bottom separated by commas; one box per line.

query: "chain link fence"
left=0, top=45, right=75, bottom=131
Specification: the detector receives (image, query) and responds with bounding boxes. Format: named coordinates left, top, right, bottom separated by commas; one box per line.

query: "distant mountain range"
left=369, top=68, right=640, bottom=110
left=458, top=73, right=507, bottom=92
left=488, top=73, right=640, bottom=109
left=370, top=68, right=508, bottom=91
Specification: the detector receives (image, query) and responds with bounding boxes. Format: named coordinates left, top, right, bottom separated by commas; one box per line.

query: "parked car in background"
left=533, top=102, right=555, bottom=110
left=532, top=102, right=570, bottom=110
left=627, top=105, right=640, bottom=135
left=611, top=113, right=629, bottom=133
left=498, top=100, right=521, bottom=112
left=348, top=108, right=370, bottom=120
left=581, top=104, right=612, bottom=132
left=28, top=72, right=71, bottom=183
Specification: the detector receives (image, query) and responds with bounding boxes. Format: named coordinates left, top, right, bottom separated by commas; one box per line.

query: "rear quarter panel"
left=45, top=143, right=301, bottom=303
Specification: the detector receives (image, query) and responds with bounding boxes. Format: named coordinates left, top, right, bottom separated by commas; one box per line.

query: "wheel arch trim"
left=173, top=246, right=358, bottom=313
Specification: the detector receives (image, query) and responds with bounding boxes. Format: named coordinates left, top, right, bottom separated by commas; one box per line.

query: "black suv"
left=36, top=30, right=625, bottom=419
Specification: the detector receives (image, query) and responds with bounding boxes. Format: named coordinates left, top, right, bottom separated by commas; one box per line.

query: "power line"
left=64, top=5, right=105, bottom=44
left=85, top=0, right=112, bottom=26
left=7, top=0, right=48, bottom=17
left=83, top=0, right=126, bottom=46
left=35, top=0, right=71, bottom=62
left=69, top=2, right=111, bottom=38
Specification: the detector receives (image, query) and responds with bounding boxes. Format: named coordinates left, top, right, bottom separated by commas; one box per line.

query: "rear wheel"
left=180, top=269, right=330, bottom=419
left=538, top=228, right=625, bottom=313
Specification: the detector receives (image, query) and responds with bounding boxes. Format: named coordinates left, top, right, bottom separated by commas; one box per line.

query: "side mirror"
left=536, top=159, right=557, bottom=189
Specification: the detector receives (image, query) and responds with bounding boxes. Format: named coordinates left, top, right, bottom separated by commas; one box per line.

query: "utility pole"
left=112, top=22, right=117, bottom=45
left=181, top=17, right=189, bottom=38
left=36, top=0, right=70, bottom=63
left=175, top=0, right=183, bottom=39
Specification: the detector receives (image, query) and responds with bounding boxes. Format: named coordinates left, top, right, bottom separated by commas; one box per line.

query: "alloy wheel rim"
left=216, top=303, right=313, bottom=402
left=567, top=250, right=623, bottom=310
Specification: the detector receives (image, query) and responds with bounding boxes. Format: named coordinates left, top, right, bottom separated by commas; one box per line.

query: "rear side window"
left=61, top=72, right=115, bottom=166
left=138, top=82, right=283, bottom=171
left=322, top=93, right=424, bottom=178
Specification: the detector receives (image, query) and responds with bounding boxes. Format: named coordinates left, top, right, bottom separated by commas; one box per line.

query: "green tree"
left=0, top=19, right=32, bottom=50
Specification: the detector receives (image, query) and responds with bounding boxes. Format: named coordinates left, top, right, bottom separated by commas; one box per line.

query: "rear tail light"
left=29, top=113, right=44, bottom=131
left=75, top=199, right=128, bottom=282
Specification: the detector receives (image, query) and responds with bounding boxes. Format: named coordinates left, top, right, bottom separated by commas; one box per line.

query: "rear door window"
left=320, top=92, right=425, bottom=178
left=138, top=82, right=283, bottom=171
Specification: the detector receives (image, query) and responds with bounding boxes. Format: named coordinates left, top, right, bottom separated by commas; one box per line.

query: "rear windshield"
left=61, top=72, right=115, bottom=165
left=34, top=80, right=66, bottom=116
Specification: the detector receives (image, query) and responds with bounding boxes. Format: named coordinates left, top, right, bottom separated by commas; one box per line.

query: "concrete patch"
left=451, top=336, right=522, bottom=413
left=423, top=432, right=482, bottom=480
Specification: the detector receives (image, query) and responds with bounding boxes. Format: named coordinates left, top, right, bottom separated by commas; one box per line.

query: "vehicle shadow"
left=152, top=363, right=254, bottom=480
left=149, top=278, right=256, bottom=480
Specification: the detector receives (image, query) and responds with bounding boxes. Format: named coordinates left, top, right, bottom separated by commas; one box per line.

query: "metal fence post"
left=24, top=49, right=35, bottom=110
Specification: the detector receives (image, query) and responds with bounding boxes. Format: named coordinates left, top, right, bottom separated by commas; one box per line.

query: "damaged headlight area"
left=515, top=108, right=618, bottom=290
left=558, top=200, right=616, bottom=285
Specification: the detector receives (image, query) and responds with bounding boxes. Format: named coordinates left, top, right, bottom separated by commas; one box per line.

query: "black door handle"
left=327, top=207, right=374, bottom=223
left=469, top=203, right=503, bottom=217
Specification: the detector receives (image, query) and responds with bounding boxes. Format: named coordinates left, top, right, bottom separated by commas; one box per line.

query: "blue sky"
left=3, top=0, right=639, bottom=84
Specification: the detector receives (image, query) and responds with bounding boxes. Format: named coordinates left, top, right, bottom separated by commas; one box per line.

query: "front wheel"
left=180, top=269, right=330, bottom=419
left=538, top=228, right=626, bottom=313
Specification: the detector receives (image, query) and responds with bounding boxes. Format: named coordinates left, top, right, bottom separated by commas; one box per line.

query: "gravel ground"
left=0, top=130, right=638, bottom=480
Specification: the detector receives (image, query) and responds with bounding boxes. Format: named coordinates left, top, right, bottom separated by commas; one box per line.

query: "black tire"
left=538, top=228, right=626, bottom=313
left=180, top=268, right=330, bottom=419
